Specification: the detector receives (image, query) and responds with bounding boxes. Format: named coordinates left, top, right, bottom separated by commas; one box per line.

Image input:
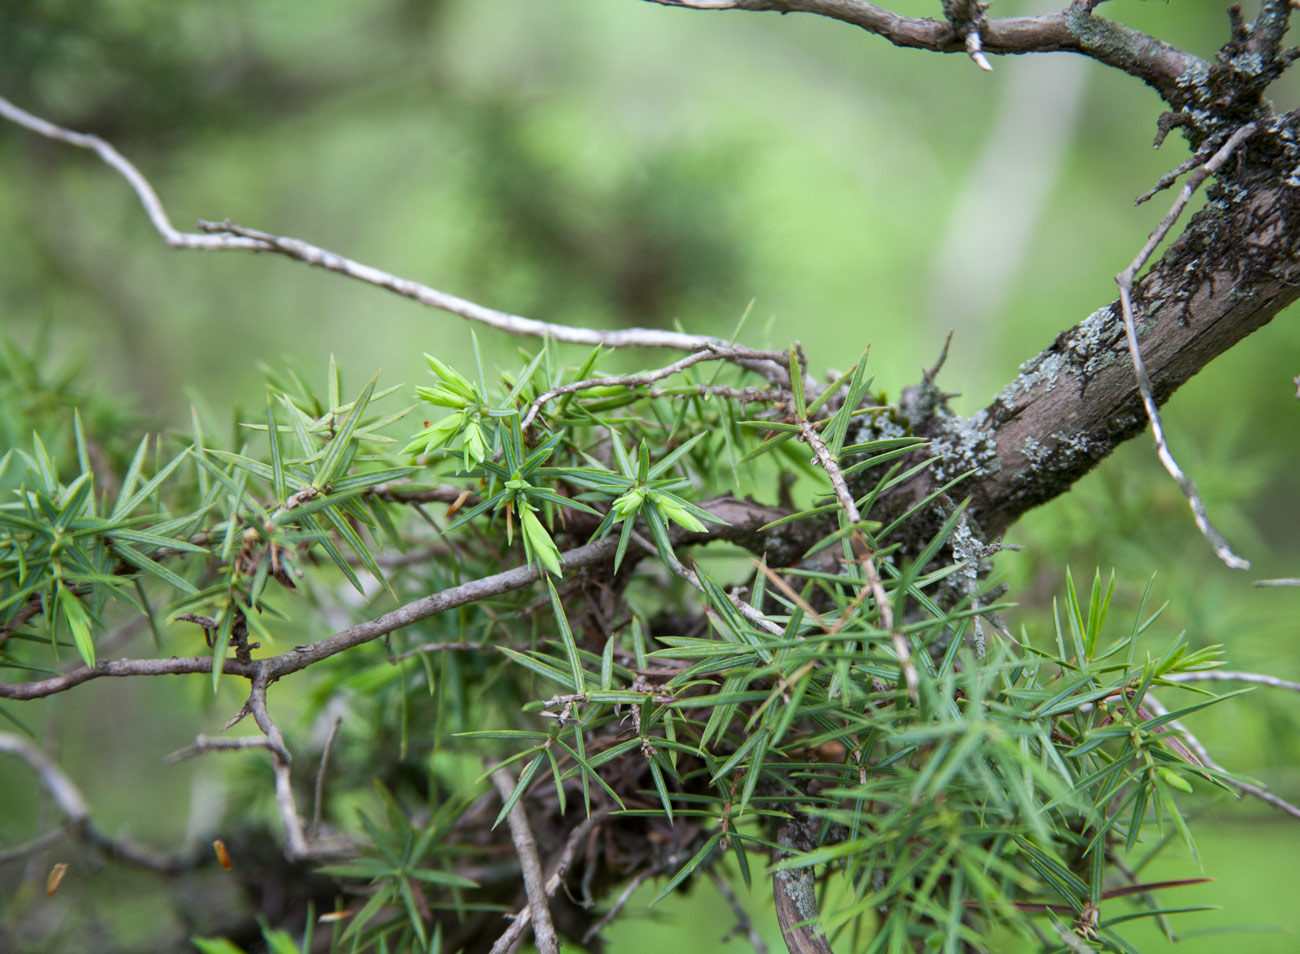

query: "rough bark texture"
left=879, top=117, right=1300, bottom=541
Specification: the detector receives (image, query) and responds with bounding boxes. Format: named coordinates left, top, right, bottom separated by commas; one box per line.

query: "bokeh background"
left=2, top=1, right=1299, bottom=951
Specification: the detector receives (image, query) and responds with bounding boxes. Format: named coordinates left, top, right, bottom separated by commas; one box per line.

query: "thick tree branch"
left=644, top=0, right=1207, bottom=107
left=889, top=112, right=1300, bottom=542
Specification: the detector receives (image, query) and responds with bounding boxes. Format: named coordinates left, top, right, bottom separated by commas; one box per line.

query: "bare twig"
left=1161, top=670, right=1300, bottom=693
left=247, top=668, right=310, bottom=860
left=797, top=419, right=918, bottom=696
left=490, top=807, right=614, bottom=952
left=709, top=868, right=771, bottom=954
left=489, top=768, right=559, bottom=954
left=582, top=866, right=658, bottom=944
left=1141, top=693, right=1300, bottom=821
left=0, top=95, right=786, bottom=382
left=1115, top=122, right=1257, bottom=571
left=644, top=0, right=1205, bottom=107
left=311, top=715, right=343, bottom=836
left=0, top=733, right=90, bottom=823
left=1134, top=141, right=1213, bottom=205
left=164, top=734, right=276, bottom=765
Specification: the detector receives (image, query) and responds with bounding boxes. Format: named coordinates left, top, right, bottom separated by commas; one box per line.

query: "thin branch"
left=643, top=0, right=1205, bottom=107
left=519, top=346, right=786, bottom=429
left=709, top=868, right=771, bottom=954
left=164, top=734, right=277, bottom=765
left=311, top=715, right=343, bottom=836
left=582, top=866, right=658, bottom=945
left=1161, top=670, right=1300, bottom=693
left=1115, top=122, right=1257, bottom=571
left=1134, top=141, right=1213, bottom=206
left=490, top=807, right=614, bottom=952
left=489, top=768, right=560, bottom=954
left=0, top=497, right=786, bottom=701
left=0, top=733, right=90, bottom=823
left=797, top=419, right=918, bottom=696
left=247, top=667, right=310, bottom=860
left=0, top=95, right=785, bottom=378
left=1141, top=693, right=1300, bottom=821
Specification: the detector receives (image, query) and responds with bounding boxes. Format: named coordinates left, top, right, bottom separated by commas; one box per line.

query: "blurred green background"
left=2, top=1, right=1299, bottom=951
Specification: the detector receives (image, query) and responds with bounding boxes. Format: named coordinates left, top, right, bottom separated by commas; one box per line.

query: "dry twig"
left=797, top=419, right=918, bottom=696
left=489, top=768, right=560, bottom=954
left=1115, top=122, right=1257, bottom=571
left=0, top=95, right=787, bottom=384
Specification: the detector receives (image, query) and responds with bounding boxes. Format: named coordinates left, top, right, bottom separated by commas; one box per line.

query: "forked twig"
left=491, top=807, right=613, bottom=952
left=1115, top=122, right=1257, bottom=571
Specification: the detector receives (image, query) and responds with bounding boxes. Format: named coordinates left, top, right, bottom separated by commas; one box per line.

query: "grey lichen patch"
left=1020, top=435, right=1049, bottom=467
left=1175, top=59, right=1212, bottom=94
left=995, top=305, right=1124, bottom=411
left=773, top=867, right=821, bottom=925
left=930, top=414, right=1000, bottom=484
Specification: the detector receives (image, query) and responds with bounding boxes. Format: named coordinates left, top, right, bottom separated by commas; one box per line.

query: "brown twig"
left=644, top=0, right=1205, bottom=107
left=247, top=668, right=310, bottom=860
left=164, top=734, right=277, bottom=765
left=491, top=806, right=614, bottom=952
left=797, top=419, right=918, bottom=696
left=489, top=768, right=560, bottom=954
left=0, top=497, right=786, bottom=701
left=1115, top=121, right=1257, bottom=571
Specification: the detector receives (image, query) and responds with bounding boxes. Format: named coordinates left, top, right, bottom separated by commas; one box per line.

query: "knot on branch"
left=1172, top=3, right=1299, bottom=147
left=941, top=0, right=992, bottom=71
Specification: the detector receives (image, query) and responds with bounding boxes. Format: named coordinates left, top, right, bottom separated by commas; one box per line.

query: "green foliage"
left=0, top=345, right=1254, bottom=954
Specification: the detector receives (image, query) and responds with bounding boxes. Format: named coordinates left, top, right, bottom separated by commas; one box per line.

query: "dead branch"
left=490, top=768, right=560, bottom=954
left=0, top=95, right=788, bottom=386
left=1115, top=122, right=1257, bottom=570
